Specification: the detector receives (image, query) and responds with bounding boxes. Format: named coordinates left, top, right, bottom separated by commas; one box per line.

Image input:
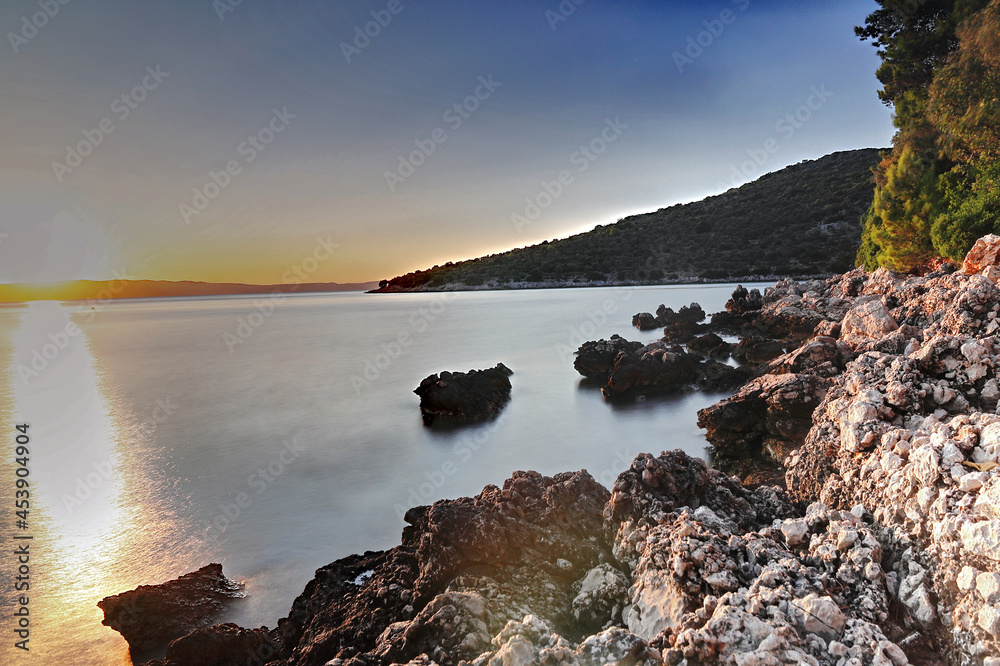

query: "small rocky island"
left=414, top=363, right=513, bottom=425
left=107, top=237, right=1000, bottom=666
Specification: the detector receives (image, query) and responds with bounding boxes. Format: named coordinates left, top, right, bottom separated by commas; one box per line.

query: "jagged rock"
left=570, top=564, right=630, bottom=632
left=732, top=336, right=785, bottom=364
left=841, top=298, right=899, bottom=344
left=414, top=364, right=512, bottom=425
left=962, top=234, right=1000, bottom=274
left=573, top=336, right=644, bottom=380
left=697, top=373, right=830, bottom=461
left=658, top=302, right=705, bottom=325
left=766, top=336, right=842, bottom=376
left=725, top=284, right=764, bottom=314
left=97, top=564, right=245, bottom=653
left=601, top=342, right=699, bottom=398
left=632, top=303, right=705, bottom=332
left=631, top=312, right=659, bottom=330
left=687, top=332, right=728, bottom=356
left=146, top=624, right=279, bottom=666
left=695, top=359, right=754, bottom=393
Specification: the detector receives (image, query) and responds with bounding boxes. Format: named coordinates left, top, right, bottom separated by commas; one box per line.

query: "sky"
left=0, top=0, right=895, bottom=285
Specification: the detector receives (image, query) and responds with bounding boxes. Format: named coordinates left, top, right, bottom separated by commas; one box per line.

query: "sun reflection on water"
left=3, top=301, right=154, bottom=664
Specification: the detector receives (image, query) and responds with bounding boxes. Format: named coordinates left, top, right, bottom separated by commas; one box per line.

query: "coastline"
left=119, top=239, right=1000, bottom=665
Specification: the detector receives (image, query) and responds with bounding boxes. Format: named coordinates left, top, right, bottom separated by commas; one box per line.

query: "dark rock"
left=695, top=359, right=754, bottom=393
left=97, top=564, right=245, bottom=653
left=686, top=332, right=728, bottom=356
left=660, top=320, right=705, bottom=344
left=634, top=303, right=705, bottom=331
left=150, top=624, right=279, bottom=666
left=751, top=304, right=827, bottom=340
left=573, top=335, right=644, bottom=380
left=269, top=469, right=613, bottom=666
left=697, top=372, right=830, bottom=461
left=414, top=363, right=512, bottom=425
left=631, top=312, right=659, bottom=330
left=732, top=337, right=785, bottom=364
left=602, top=342, right=699, bottom=398
left=657, top=302, right=705, bottom=325
left=725, top=285, right=763, bottom=314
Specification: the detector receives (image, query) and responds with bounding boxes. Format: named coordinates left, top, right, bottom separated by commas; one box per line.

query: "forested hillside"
left=375, top=148, right=881, bottom=291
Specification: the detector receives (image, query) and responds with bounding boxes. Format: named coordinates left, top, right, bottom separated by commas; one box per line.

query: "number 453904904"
left=14, top=424, right=30, bottom=527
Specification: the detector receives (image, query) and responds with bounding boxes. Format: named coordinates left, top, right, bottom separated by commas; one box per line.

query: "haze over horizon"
left=1, top=0, right=894, bottom=286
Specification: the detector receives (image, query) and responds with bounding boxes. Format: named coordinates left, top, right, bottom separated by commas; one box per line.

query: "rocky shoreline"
left=108, top=237, right=1000, bottom=665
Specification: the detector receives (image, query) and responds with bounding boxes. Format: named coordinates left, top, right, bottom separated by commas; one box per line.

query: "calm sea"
left=0, top=284, right=758, bottom=664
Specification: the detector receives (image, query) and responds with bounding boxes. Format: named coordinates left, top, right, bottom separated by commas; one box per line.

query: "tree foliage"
left=857, top=0, right=999, bottom=271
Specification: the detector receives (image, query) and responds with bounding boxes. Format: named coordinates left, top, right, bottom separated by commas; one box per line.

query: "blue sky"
left=0, top=0, right=893, bottom=284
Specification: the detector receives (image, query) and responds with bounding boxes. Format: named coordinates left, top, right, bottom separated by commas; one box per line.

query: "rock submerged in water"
left=97, top=563, right=245, bottom=654
left=414, top=363, right=512, bottom=425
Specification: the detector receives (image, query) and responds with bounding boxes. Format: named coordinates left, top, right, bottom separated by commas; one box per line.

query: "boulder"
left=841, top=298, right=898, bottom=345
left=698, top=372, right=830, bottom=461
left=631, top=312, right=659, bottom=331
left=414, top=364, right=512, bottom=425
left=573, top=336, right=643, bottom=380
left=962, top=234, right=1000, bottom=275
left=601, top=342, right=699, bottom=398
left=97, top=564, right=245, bottom=653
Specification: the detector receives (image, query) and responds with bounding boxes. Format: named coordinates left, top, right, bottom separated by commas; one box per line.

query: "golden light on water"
left=5, top=301, right=165, bottom=664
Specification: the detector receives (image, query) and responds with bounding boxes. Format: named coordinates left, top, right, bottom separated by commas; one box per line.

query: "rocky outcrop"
left=97, top=564, right=245, bottom=654
left=632, top=303, right=706, bottom=331
left=725, top=284, right=764, bottom=314
left=961, top=233, right=1000, bottom=275
left=573, top=335, right=644, bottom=380
left=146, top=450, right=923, bottom=666
left=602, top=342, right=700, bottom=398
left=414, top=364, right=513, bottom=425
left=573, top=340, right=750, bottom=398
left=698, top=372, right=831, bottom=462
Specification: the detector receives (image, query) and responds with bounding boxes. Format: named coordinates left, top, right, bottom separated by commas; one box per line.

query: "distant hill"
left=0, top=279, right=379, bottom=304
left=373, top=148, right=883, bottom=292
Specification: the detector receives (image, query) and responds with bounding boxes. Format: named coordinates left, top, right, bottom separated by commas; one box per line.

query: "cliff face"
left=141, top=237, right=1000, bottom=666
